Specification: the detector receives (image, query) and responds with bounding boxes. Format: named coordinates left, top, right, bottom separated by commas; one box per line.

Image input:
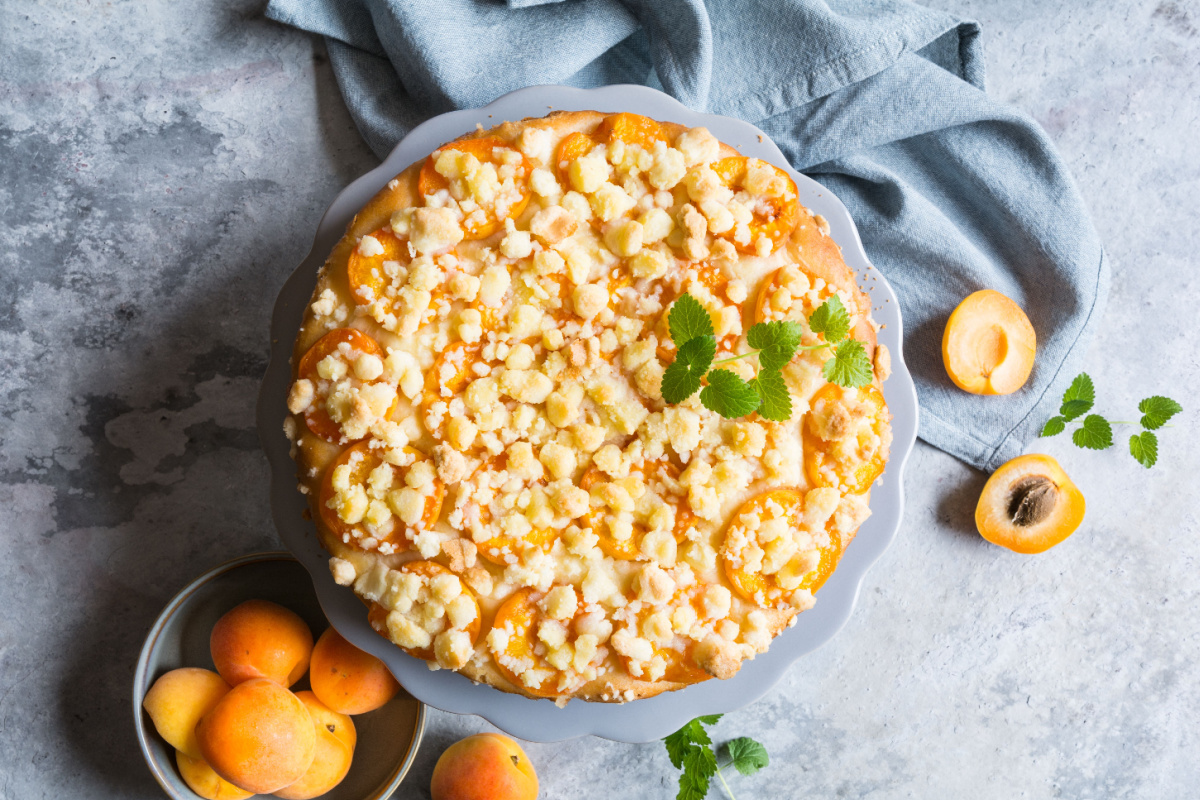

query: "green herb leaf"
left=822, top=339, right=873, bottom=388
left=668, top=294, right=714, bottom=344
left=696, top=714, right=723, bottom=726
left=682, top=745, right=717, bottom=797
left=1129, top=431, right=1159, bottom=468
left=1059, top=373, right=1095, bottom=421
left=747, top=320, right=804, bottom=372
left=1072, top=414, right=1113, bottom=450
left=808, top=295, right=851, bottom=343
left=724, top=737, right=769, bottom=776
left=661, top=336, right=716, bottom=404
left=1138, top=396, right=1181, bottom=430
left=664, top=729, right=692, bottom=770
left=684, top=719, right=712, bottom=748
left=1041, top=416, right=1066, bottom=437
left=700, top=369, right=761, bottom=418
left=751, top=370, right=792, bottom=422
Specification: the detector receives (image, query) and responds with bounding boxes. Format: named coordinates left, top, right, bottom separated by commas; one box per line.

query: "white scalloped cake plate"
left=258, top=84, right=918, bottom=743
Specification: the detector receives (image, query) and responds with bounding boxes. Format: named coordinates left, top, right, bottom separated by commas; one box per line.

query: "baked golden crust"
left=284, top=110, right=891, bottom=704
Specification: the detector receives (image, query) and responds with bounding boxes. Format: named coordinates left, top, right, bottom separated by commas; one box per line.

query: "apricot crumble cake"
left=284, top=111, right=893, bottom=703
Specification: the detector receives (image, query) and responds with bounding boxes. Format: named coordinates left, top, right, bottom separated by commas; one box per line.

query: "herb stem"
left=711, top=351, right=759, bottom=366
left=715, top=763, right=737, bottom=800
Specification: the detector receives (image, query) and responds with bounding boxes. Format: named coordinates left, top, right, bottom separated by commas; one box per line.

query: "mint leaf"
left=1041, top=416, right=1065, bottom=437
left=749, top=320, right=803, bottom=372
left=664, top=729, right=692, bottom=770
left=684, top=719, right=711, bottom=748
left=1059, top=399, right=1092, bottom=422
left=683, top=745, right=717, bottom=794
left=696, top=714, right=723, bottom=726
left=1138, top=396, right=1181, bottom=430
left=822, top=339, right=872, bottom=388
left=700, top=369, right=761, bottom=418
left=751, top=369, right=792, bottom=422
left=1072, top=414, right=1113, bottom=450
left=1129, top=431, right=1158, bottom=468
left=661, top=336, right=716, bottom=404
left=724, top=737, right=769, bottom=776
left=668, top=294, right=714, bottom=344
left=808, top=295, right=851, bottom=343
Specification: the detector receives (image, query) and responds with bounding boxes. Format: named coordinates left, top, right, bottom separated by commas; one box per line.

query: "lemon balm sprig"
left=663, top=715, right=769, bottom=800
left=1040, top=373, right=1181, bottom=468
left=659, top=293, right=872, bottom=421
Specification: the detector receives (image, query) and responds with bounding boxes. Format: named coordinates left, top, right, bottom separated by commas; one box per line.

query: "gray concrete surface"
left=1, top=1, right=1196, bottom=797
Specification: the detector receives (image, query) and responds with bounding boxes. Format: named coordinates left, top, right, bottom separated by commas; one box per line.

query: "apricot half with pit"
left=942, top=289, right=1036, bottom=395
left=975, top=454, right=1085, bottom=553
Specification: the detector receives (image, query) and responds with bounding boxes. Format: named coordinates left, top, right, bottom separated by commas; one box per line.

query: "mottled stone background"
left=1, top=1, right=1196, bottom=798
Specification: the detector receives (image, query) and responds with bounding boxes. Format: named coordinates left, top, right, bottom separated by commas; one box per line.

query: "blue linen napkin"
left=265, top=0, right=1108, bottom=473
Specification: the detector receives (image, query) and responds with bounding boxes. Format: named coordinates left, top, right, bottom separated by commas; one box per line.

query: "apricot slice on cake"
left=366, top=561, right=482, bottom=669
left=274, top=691, right=356, bottom=800
left=430, top=733, right=538, bottom=800
left=210, top=599, right=314, bottom=688
left=721, top=488, right=844, bottom=607
left=942, top=289, right=1037, bottom=395
left=195, top=678, right=316, bottom=794
left=489, top=586, right=599, bottom=698
left=579, top=461, right=697, bottom=561
left=418, top=135, right=532, bottom=240
left=976, top=454, right=1085, bottom=554
left=294, top=327, right=394, bottom=443
left=711, top=156, right=800, bottom=255
left=346, top=227, right=409, bottom=306
left=309, top=627, right=400, bottom=715
left=318, top=441, right=446, bottom=555
left=142, top=667, right=231, bottom=758
left=803, top=384, right=890, bottom=494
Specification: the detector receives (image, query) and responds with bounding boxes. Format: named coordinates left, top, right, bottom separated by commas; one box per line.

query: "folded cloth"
left=265, top=0, right=1108, bottom=472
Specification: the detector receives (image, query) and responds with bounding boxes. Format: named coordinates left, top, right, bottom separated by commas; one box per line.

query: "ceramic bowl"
left=133, top=552, right=425, bottom=800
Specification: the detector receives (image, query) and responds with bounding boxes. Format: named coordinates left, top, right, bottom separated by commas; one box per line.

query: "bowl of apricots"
left=134, top=552, right=425, bottom=800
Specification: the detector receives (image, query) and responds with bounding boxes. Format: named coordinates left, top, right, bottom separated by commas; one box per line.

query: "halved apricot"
left=711, top=156, right=800, bottom=255
left=942, top=289, right=1036, bottom=395
left=418, top=136, right=531, bottom=240
left=296, top=328, right=391, bottom=443
left=346, top=227, right=408, bottom=306
left=318, top=442, right=445, bottom=553
left=579, top=462, right=696, bottom=561
left=975, top=454, right=1085, bottom=554
left=802, top=384, right=889, bottom=494
left=721, top=489, right=841, bottom=606
left=366, top=561, right=482, bottom=663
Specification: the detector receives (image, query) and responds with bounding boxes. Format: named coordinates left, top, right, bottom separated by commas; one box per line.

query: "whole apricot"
left=309, top=627, right=400, bottom=715
left=176, top=750, right=254, bottom=800
left=976, top=453, right=1085, bottom=553
left=274, top=691, right=357, bottom=799
left=942, top=289, right=1037, bottom=395
left=195, top=677, right=316, bottom=794
left=430, top=733, right=538, bottom=800
left=210, top=599, right=313, bottom=687
left=142, top=667, right=230, bottom=758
